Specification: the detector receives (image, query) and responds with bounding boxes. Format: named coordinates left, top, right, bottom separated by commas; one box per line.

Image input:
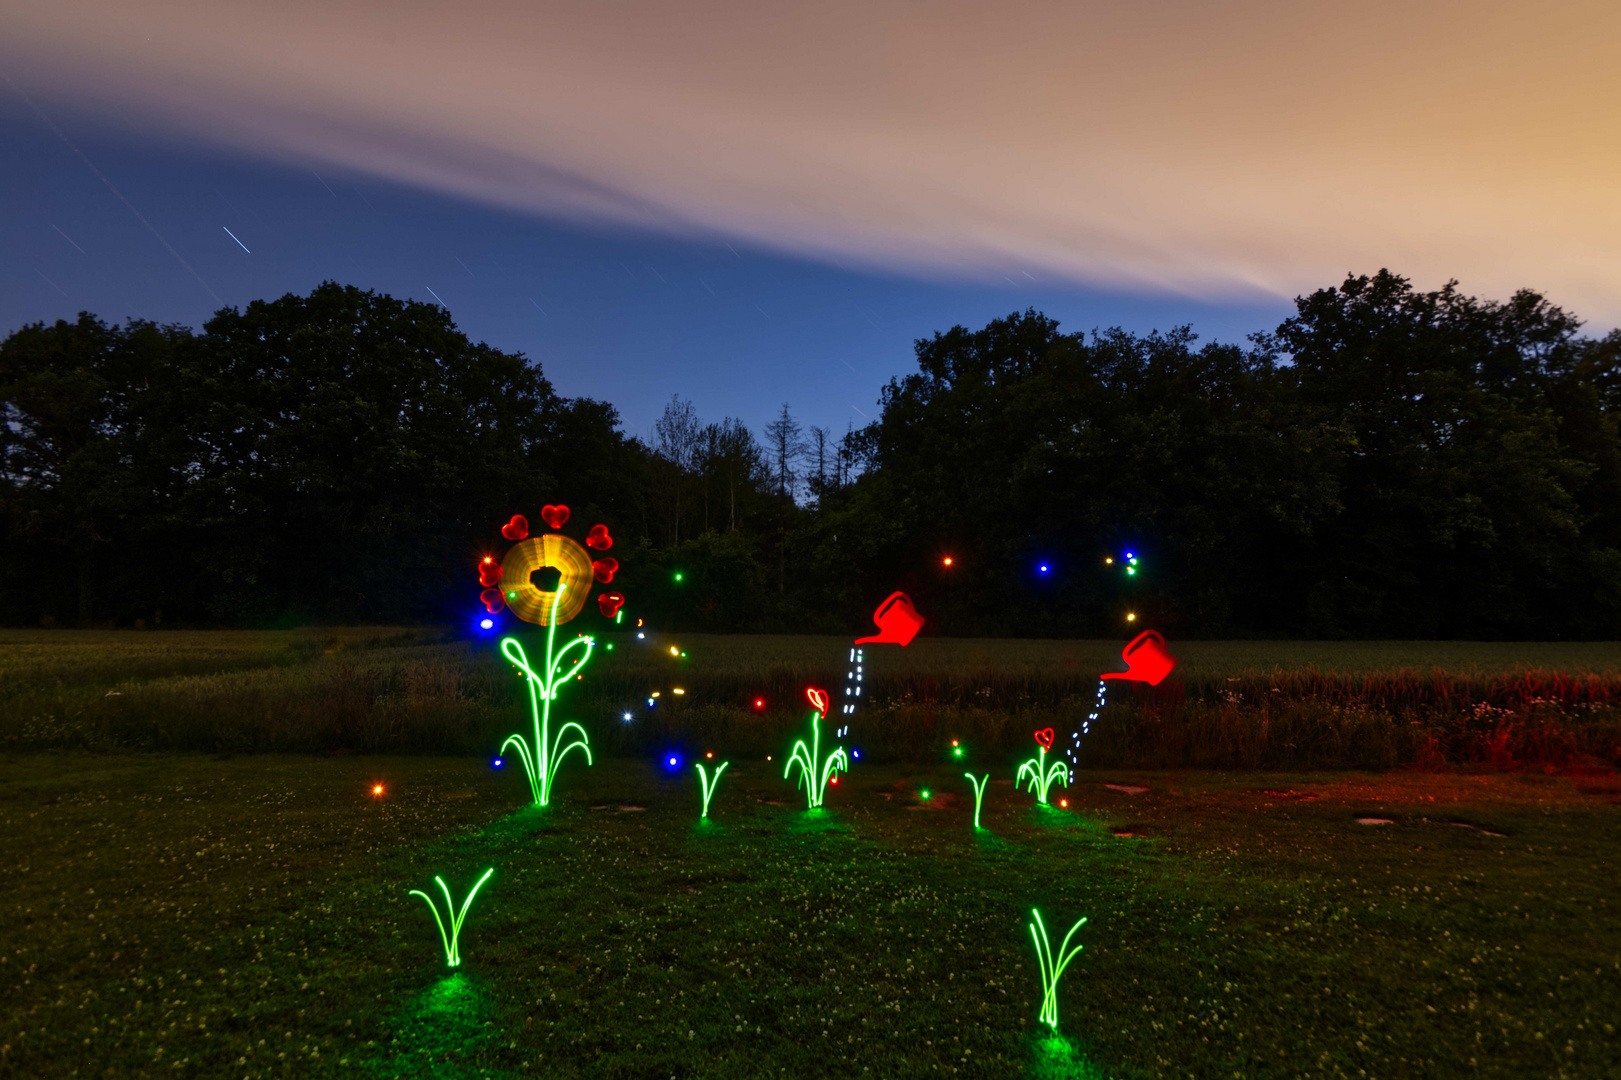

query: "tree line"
left=4, top=272, right=1618, bottom=637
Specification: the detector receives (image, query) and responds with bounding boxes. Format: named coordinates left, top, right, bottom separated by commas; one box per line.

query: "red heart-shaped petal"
left=500, top=514, right=529, bottom=541
left=1033, top=727, right=1054, bottom=749
left=805, top=687, right=829, bottom=717
left=540, top=504, right=570, bottom=529
left=480, top=588, right=505, bottom=614
left=597, top=592, right=625, bottom=618
left=591, top=557, right=618, bottom=584
left=586, top=523, right=613, bottom=550
left=477, top=561, right=503, bottom=587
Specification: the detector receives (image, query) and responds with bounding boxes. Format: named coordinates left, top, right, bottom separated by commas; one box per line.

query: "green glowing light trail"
left=695, top=761, right=729, bottom=818
left=500, top=586, right=594, bottom=807
left=410, top=868, right=494, bottom=968
left=1016, top=745, right=1069, bottom=805
left=1028, top=908, right=1086, bottom=1029
left=783, top=710, right=848, bottom=809
left=964, top=772, right=989, bottom=828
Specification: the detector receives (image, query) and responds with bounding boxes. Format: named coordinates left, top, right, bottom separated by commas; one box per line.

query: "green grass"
left=3, top=753, right=1617, bottom=1079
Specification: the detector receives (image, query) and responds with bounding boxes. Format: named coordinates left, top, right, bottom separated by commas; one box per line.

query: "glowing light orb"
left=372, top=784, right=384, bottom=796
left=492, top=758, right=503, bottom=768
left=500, top=534, right=593, bottom=625
left=479, top=618, right=494, bottom=630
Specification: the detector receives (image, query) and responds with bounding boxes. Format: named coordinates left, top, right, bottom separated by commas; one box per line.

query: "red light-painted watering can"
left=1101, top=629, right=1177, bottom=686
left=855, top=591, right=924, bottom=647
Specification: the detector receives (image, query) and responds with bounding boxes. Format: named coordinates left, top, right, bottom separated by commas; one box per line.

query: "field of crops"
left=3, top=628, right=1619, bottom=769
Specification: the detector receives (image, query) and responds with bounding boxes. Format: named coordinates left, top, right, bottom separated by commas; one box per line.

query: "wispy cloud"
left=5, top=0, right=1618, bottom=318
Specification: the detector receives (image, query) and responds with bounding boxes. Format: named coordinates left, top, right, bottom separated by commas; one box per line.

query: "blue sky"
left=0, top=100, right=1296, bottom=441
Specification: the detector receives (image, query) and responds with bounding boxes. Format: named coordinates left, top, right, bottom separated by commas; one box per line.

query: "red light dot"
left=830, top=777, right=838, bottom=784
left=754, top=698, right=764, bottom=708
left=372, top=784, right=384, bottom=796
left=1059, top=798, right=1068, bottom=808
left=706, top=751, right=713, bottom=759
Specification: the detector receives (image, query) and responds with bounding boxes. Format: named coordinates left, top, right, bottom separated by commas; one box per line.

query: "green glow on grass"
left=783, top=710, right=848, bottom=809
left=964, top=772, right=989, bottom=828
left=1028, top=908, right=1086, bottom=1030
left=410, top=868, right=494, bottom=968
left=499, top=587, right=594, bottom=807
left=695, top=761, right=729, bottom=818
left=1017, top=745, right=1069, bottom=805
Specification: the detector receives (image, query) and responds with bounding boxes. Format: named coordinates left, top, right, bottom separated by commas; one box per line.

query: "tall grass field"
left=3, top=629, right=1617, bottom=770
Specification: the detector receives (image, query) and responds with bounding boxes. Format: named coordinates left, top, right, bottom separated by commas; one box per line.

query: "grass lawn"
left=3, top=752, right=1616, bottom=1079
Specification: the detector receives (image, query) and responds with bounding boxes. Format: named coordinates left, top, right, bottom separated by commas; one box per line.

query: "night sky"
left=3, top=0, right=1615, bottom=438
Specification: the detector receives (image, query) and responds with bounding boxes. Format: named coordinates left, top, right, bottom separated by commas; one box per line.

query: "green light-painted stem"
left=964, top=772, right=989, bottom=828
left=695, top=761, right=729, bottom=818
left=500, top=586, right=594, bottom=807
left=410, top=868, right=494, bottom=968
left=783, top=711, right=848, bottom=809
left=1028, top=908, right=1086, bottom=1029
left=1016, top=745, right=1069, bottom=805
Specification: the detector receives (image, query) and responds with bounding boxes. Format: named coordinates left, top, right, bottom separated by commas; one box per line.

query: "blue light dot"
left=852, top=749, right=861, bottom=759
left=492, top=758, right=503, bottom=768
left=623, top=712, right=633, bottom=721
left=479, top=618, right=493, bottom=630
left=668, top=756, right=678, bottom=767
left=1039, top=564, right=1049, bottom=573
